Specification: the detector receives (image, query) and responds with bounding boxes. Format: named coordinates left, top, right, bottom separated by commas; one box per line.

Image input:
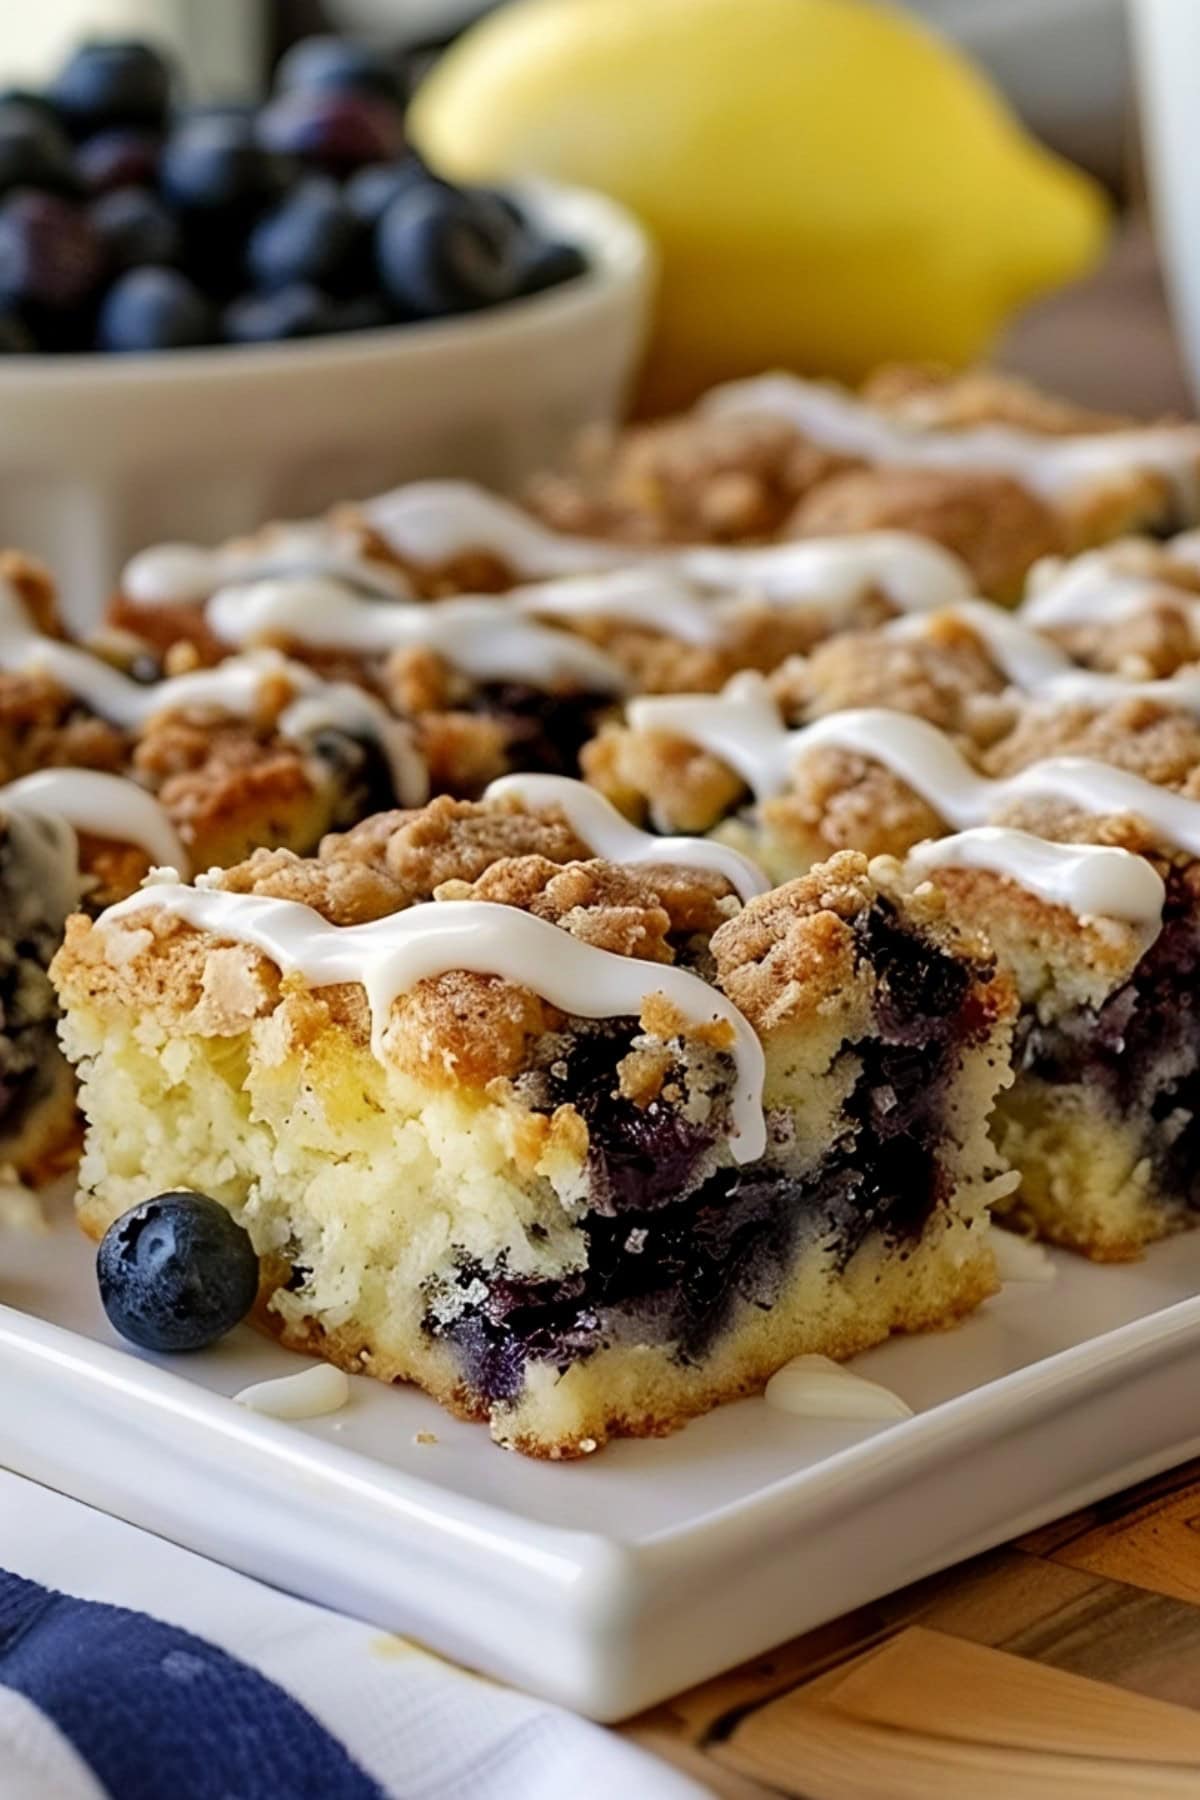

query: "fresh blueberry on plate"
left=96, top=265, right=215, bottom=351
left=223, top=280, right=337, bottom=344
left=376, top=182, right=523, bottom=317
left=0, top=189, right=102, bottom=312
left=518, top=237, right=588, bottom=295
left=257, top=89, right=405, bottom=177
left=90, top=185, right=181, bottom=272
left=97, top=1190, right=260, bottom=1353
left=52, top=40, right=172, bottom=136
left=246, top=177, right=366, bottom=296
left=76, top=126, right=161, bottom=193
left=274, top=34, right=406, bottom=107
left=0, top=103, right=82, bottom=199
left=161, top=114, right=292, bottom=216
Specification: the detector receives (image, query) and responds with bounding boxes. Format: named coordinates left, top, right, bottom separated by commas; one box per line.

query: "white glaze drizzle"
left=482, top=773, right=770, bottom=899
left=235, top=1364, right=351, bottom=1419
left=122, top=522, right=412, bottom=607
left=904, top=828, right=1165, bottom=929
left=0, top=770, right=189, bottom=875
left=365, top=479, right=975, bottom=609
left=892, top=599, right=1200, bottom=714
left=702, top=373, right=1200, bottom=512
left=513, top=569, right=727, bottom=647
left=0, top=583, right=425, bottom=806
left=204, top=578, right=628, bottom=692
left=674, top=531, right=973, bottom=611
left=363, top=479, right=635, bottom=576
left=763, top=1354, right=913, bottom=1422
left=102, top=886, right=768, bottom=1162
left=1020, top=550, right=1200, bottom=630
left=627, top=678, right=1200, bottom=856
left=511, top=534, right=972, bottom=644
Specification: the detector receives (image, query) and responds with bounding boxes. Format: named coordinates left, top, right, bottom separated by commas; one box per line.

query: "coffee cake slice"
left=530, top=365, right=1200, bottom=597
left=876, top=827, right=1197, bottom=1259
left=53, top=818, right=1014, bottom=1455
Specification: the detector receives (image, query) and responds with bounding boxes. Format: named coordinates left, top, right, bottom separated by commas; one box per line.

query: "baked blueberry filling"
left=467, top=682, right=614, bottom=780
left=308, top=726, right=400, bottom=825
left=0, top=814, right=78, bottom=1149
left=424, top=902, right=986, bottom=1405
left=1016, top=867, right=1200, bottom=1209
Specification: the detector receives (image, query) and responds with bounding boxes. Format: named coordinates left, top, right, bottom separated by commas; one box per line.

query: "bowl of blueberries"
left=0, top=36, right=653, bottom=624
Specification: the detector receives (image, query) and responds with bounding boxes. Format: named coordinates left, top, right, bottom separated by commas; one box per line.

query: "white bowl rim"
left=0, top=179, right=653, bottom=390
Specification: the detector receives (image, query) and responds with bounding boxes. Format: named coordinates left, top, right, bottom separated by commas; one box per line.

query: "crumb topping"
left=711, top=851, right=874, bottom=1032
left=860, top=365, right=1130, bottom=435
left=437, top=855, right=678, bottom=961
left=772, top=622, right=1012, bottom=741
left=528, top=411, right=850, bottom=544
left=984, top=696, right=1200, bottom=793
left=789, top=465, right=1064, bottom=599
left=215, top=845, right=407, bottom=924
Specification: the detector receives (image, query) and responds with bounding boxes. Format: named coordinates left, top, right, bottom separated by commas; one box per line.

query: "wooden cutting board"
left=624, top=1456, right=1200, bottom=1797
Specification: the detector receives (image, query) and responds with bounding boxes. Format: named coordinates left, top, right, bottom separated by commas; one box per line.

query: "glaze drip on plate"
left=102, top=884, right=769, bottom=1162
left=762, top=1354, right=913, bottom=1421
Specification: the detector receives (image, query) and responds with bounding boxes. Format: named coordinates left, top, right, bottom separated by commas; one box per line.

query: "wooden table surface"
left=621, top=222, right=1200, bottom=1797
left=624, top=1460, right=1200, bottom=1796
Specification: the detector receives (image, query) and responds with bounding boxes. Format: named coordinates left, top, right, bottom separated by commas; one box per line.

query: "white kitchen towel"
left=0, top=1469, right=704, bottom=1800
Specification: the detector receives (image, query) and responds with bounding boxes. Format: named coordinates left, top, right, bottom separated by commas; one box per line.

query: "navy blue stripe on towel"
left=0, top=1568, right=385, bottom=1800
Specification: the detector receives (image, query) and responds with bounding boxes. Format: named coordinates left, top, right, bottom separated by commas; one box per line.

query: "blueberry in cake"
left=878, top=825, right=1200, bottom=1261
left=0, top=806, right=82, bottom=1180
left=52, top=791, right=1015, bottom=1455
left=0, top=763, right=212, bottom=1179
left=528, top=365, right=1200, bottom=599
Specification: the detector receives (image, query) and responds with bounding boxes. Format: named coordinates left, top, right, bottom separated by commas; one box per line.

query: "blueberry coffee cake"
left=585, top=631, right=1200, bottom=1258
left=52, top=786, right=1016, bottom=1454
left=108, top=483, right=979, bottom=724
left=583, top=604, right=1200, bottom=878
left=529, top=366, right=1200, bottom=598
left=0, top=555, right=422, bottom=1178
left=0, top=557, right=423, bottom=870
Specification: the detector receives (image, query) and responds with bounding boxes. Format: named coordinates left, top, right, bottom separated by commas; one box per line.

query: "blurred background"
left=5, top=0, right=1197, bottom=608
left=0, top=0, right=1179, bottom=415
left=0, top=2, right=1136, bottom=187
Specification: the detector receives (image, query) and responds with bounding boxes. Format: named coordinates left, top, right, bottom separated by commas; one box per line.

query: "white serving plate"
left=4, top=1186, right=1200, bottom=1722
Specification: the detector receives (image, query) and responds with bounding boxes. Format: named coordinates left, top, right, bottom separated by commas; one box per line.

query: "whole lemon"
left=412, top=0, right=1110, bottom=410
